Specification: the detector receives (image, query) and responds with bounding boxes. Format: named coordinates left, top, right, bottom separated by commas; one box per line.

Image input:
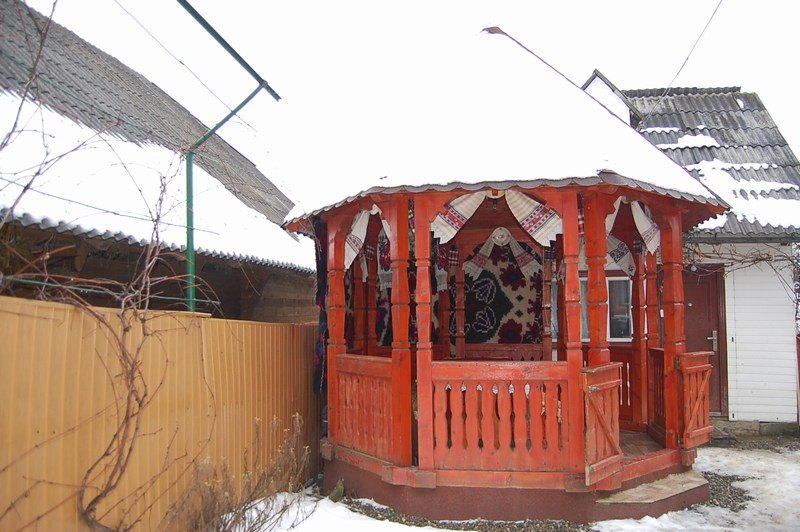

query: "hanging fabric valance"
left=606, top=235, right=636, bottom=278
left=343, top=205, right=391, bottom=270
left=605, top=196, right=661, bottom=254
left=431, top=191, right=487, bottom=243
left=463, top=227, right=542, bottom=280
left=505, top=190, right=563, bottom=247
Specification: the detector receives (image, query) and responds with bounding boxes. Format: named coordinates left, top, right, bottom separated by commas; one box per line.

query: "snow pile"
left=0, top=96, right=316, bottom=269
left=687, top=159, right=800, bottom=230
left=595, top=447, right=800, bottom=531
left=657, top=133, right=720, bottom=149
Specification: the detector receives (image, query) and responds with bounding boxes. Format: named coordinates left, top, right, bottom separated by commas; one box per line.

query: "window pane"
left=608, top=279, right=631, bottom=339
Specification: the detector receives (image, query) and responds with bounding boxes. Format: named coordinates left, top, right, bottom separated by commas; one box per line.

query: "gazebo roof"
left=283, top=27, right=724, bottom=225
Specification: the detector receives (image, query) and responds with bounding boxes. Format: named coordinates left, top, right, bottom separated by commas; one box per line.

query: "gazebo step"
left=597, top=470, right=707, bottom=505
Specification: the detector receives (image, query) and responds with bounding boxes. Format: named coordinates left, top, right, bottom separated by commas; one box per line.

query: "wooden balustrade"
left=335, top=354, right=393, bottom=461
left=678, top=351, right=714, bottom=449
left=609, top=347, right=633, bottom=427
left=429, top=361, right=570, bottom=472
left=647, top=347, right=666, bottom=444
left=580, top=362, right=623, bottom=485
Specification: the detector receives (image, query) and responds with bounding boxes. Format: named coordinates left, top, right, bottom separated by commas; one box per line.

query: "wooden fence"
left=0, top=296, right=321, bottom=530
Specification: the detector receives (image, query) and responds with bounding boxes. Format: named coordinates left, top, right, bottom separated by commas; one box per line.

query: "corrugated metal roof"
left=0, top=0, right=293, bottom=224
left=2, top=209, right=314, bottom=273
left=622, top=86, right=800, bottom=241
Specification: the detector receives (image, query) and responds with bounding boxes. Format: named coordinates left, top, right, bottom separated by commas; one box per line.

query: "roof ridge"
left=623, top=87, right=742, bottom=97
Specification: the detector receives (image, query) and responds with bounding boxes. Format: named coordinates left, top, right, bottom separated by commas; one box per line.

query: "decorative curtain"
left=344, top=210, right=370, bottom=269
left=463, top=227, right=542, bottom=280
left=505, top=190, right=563, bottom=246
left=431, top=191, right=486, bottom=243
left=631, top=201, right=660, bottom=253
left=606, top=234, right=636, bottom=277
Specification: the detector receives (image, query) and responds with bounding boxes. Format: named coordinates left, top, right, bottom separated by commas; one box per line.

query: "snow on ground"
left=267, top=445, right=800, bottom=532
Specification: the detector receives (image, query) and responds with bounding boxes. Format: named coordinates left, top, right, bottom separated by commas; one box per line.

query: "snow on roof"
left=279, top=28, right=720, bottom=223
left=0, top=0, right=293, bottom=224
left=0, top=96, right=316, bottom=270
left=625, top=87, right=800, bottom=240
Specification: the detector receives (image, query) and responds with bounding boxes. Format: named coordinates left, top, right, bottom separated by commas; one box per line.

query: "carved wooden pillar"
left=631, top=240, right=648, bottom=429
left=326, top=219, right=347, bottom=446
left=645, top=251, right=660, bottom=349
left=561, top=191, right=585, bottom=474
left=583, top=192, right=611, bottom=366
left=414, top=199, right=435, bottom=469
left=555, top=234, right=567, bottom=362
left=542, top=249, right=554, bottom=360
left=659, top=209, right=685, bottom=449
left=382, top=198, right=413, bottom=466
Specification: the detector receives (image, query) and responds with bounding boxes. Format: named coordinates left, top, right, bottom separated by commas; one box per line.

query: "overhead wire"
left=638, top=0, right=725, bottom=127
left=110, top=0, right=258, bottom=134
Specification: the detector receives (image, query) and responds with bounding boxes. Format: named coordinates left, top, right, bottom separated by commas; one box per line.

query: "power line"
left=110, top=0, right=258, bottom=133
left=639, top=0, right=725, bottom=126
left=0, top=174, right=219, bottom=235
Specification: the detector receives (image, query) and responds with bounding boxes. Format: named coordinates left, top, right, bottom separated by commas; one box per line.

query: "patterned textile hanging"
left=505, top=190, right=563, bottom=246
left=631, top=201, right=660, bottom=253
left=377, top=228, right=393, bottom=290
left=312, top=217, right=328, bottom=394
left=463, top=227, right=542, bottom=280
left=605, top=196, right=624, bottom=234
left=344, top=210, right=371, bottom=269
left=434, top=244, right=450, bottom=293
left=431, top=191, right=486, bottom=243
left=606, top=234, right=636, bottom=277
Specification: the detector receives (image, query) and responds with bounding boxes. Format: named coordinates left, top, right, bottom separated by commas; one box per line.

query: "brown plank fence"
left=0, top=296, right=321, bottom=530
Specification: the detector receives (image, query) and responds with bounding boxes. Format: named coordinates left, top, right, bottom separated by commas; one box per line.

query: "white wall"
left=703, top=243, right=798, bottom=423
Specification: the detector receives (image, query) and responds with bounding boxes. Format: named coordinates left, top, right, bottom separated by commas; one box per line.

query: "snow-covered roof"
left=0, top=95, right=316, bottom=270
left=623, top=87, right=800, bottom=241
left=0, top=0, right=292, bottom=224
left=281, top=28, right=722, bottom=224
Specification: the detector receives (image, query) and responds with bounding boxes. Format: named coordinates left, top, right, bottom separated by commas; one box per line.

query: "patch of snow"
left=595, top=447, right=800, bottom=531
left=0, top=95, right=316, bottom=269
left=736, top=98, right=745, bottom=109
left=657, top=133, right=720, bottom=149
left=641, top=127, right=680, bottom=134
left=274, top=29, right=715, bottom=222
left=687, top=160, right=800, bottom=228
left=685, top=159, right=778, bottom=172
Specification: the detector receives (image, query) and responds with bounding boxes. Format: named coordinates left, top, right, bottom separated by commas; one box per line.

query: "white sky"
left=10, top=0, right=800, bottom=258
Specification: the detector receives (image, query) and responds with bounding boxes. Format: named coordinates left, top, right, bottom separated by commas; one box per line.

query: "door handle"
left=706, top=330, right=718, bottom=352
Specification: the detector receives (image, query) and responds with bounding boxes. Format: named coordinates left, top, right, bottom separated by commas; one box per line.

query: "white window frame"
left=578, top=276, right=633, bottom=343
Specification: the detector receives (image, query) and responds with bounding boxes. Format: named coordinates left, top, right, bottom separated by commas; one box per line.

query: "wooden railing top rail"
left=337, top=353, right=392, bottom=378
left=431, top=360, right=568, bottom=381
left=679, top=351, right=713, bottom=364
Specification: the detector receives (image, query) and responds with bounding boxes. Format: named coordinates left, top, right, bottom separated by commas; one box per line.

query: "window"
left=557, top=278, right=632, bottom=342
left=608, top=279, right=632, bottom=340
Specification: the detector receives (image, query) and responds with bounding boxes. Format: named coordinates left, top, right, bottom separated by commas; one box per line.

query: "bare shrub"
left=163, top=414, right=315, bottom=531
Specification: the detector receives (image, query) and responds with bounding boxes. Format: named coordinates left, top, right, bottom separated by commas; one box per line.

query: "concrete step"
left=597, top=470, right=707, bottom=505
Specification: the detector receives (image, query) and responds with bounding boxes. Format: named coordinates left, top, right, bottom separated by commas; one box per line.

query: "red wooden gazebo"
left=283, top=29, right=727, bottom=523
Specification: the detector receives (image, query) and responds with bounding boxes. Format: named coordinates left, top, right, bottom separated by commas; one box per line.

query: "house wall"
left=241, top=266, right=318, bottom=323
left=698, top=243, right=798, bottom=423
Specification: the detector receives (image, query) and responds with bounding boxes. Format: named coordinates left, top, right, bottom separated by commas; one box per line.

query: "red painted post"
left=561, top=191, right=585, bottom=474
left=327, top=220, right=348, bottom=446
left=382, top=199, right=413, bottom=466
left=631, top=240, right=648, bottom=428
left=583, top=192, right=611, bottom=366
left=659, top=209, right=686, bottom=449
left=414, top=199, right=435, bottom=469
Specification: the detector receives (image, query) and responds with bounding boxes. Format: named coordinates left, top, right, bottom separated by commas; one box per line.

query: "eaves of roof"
left=3, top=209, right=314, bottom=274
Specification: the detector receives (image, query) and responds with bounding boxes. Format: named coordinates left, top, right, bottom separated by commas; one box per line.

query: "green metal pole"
left=186, top=150, right=196, bottom=311
left=184, top=81, right=273, bottom=311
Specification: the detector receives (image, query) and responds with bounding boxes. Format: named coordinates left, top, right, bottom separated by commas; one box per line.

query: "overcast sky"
left=22, top=0, right=800, bottom=215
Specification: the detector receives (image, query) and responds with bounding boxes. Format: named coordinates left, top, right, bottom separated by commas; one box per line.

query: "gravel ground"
left=339, top=435, right=798, bottom=531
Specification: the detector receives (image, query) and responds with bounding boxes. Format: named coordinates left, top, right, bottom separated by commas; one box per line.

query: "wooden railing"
left=335, top=354, right=393, bottom=461
left=609, top=347, right=633, bottom=426
left=647, top=347, right=666, bottom=443
left=678, top=351, right=714, bottom=449
left=581, top=363, right=623, bottom=485
left=429, top=361, right=570, bottom=472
